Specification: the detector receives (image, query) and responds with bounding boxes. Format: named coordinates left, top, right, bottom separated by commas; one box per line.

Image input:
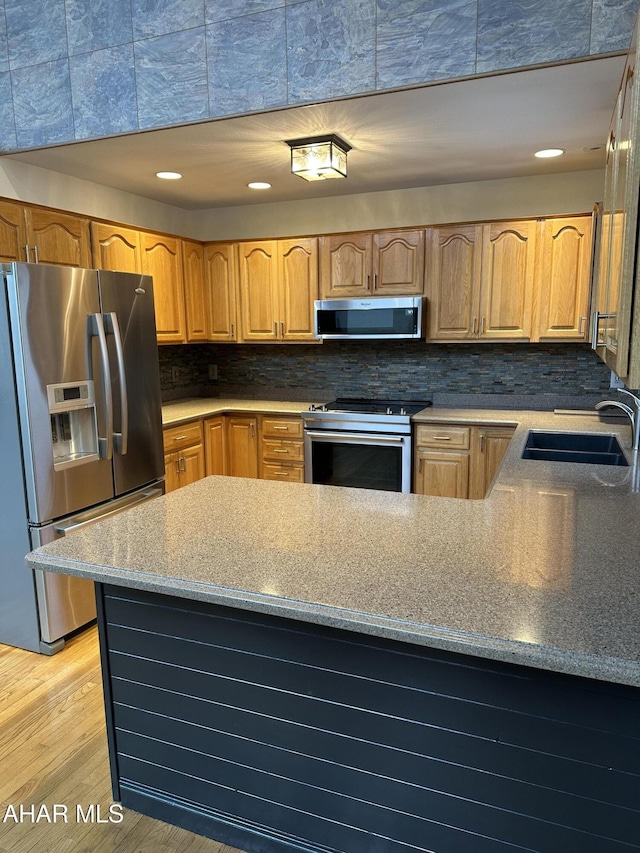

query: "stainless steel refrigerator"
left=0, top=262, right=164, bottom=654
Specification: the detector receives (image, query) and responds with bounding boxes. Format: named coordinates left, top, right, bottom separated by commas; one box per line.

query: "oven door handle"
left=305, top=431, right=406, bottom=444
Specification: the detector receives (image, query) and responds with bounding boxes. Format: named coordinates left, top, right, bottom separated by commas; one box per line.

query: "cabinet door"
left=238, top=242, right=279, bottom=341
left=591, top=104, right=620, bottom=359
left=25, top=208, right=91, bottom=267
left=278, top=237, right=318, bottom=341
left=204, top=243, right=238, bottom=342
left=414, top=449, right=469, bottom=499
left=0, top=200, right=28, bottom=262
left=226, top=416, right=259, bottom=478
left=319, top=233, right=372, bottom=298
left=91, top=222, right=142, bottom=272
left=468, top=426, right=515, bottom=500
left=140, top=232, right=186, bottom=344
left=179, top=443, right=205, bottom=487
left=425, top=224, right=482, bottom=340
left=373, top=230, right=424, bottom=295
left=183, top=240, right=207, bottom=342
left=164, top=452, right=180, bottom=493
left=535, top=216, right=593, bottom=341
left=479, top=221, right=536, bottom=340
left=204, top=416, right=227, bottom=475
left=609, top=40, right=638, bottom=380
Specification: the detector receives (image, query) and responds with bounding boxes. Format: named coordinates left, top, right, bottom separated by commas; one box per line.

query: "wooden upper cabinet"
left=182, top=240, right=207, bottom=342
left=535, top=216, right=593, bottom=341
left=238, top=241, right=279, bottom=341
left=0, top=200, right=28, bottom=263
left=479, top=220, right=536, bottom=340
left=279, top=237, right=318, bottom=341
left=204, top=242, right=238, bottom=342
left=238, top=238, right=319, bottom=342
left=90, top=222, right=142, bottom=272
left=427, top=216, right=593, bottom=343
left=320, top=230, right=424, bottom=298
left=140, top=232, right=186, bottom=344
left=25, top=208, right=91, bottom=267
left=373, top=230, right=424, bottom=295
left=426, top=224, right=483, bottom=340
left=320, top=233, right=371, bottom=297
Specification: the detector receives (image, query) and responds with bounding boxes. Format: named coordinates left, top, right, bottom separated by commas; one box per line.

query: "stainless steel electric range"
left=303, top=398, right=432, bottom=493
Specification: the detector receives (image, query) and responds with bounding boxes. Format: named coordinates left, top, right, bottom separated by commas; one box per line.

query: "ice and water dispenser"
left=47, top=381, right=100, bottom=471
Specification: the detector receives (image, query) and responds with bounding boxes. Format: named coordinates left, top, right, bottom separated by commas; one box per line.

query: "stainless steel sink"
left=522, top=431, right=628, bottom=466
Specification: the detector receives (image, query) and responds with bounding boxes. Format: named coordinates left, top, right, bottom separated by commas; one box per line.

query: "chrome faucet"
left=595, top=388, right=640, bottom=451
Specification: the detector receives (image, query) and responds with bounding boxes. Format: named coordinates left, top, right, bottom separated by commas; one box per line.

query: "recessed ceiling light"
left=248, top=182, right=271, bottom=190
left=534, top=148, right=565, bottom=159
left=155, top=171, right=182, bottom=180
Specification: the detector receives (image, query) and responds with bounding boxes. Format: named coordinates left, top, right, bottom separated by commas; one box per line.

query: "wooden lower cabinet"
left=226, top=415, right=259, bottom=479
left=201, top=412, right=307, bottom=482
left=468, top=425, right=516, bottom=500
left=414, top=421, right=515, bottom=499
left=415, top=449, right=469, bottom=499
left=260, top=415, right=305, bottom=482
left=414, top=424, right=471, bottom=499
left=163, top=421, right=205, bottom=493
left=204, top=416, right=227, bottom=475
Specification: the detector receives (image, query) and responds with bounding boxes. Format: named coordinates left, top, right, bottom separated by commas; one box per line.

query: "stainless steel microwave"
left=314, top=296, right=425, bottom=340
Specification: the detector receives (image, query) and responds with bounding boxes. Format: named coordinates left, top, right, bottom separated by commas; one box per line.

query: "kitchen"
left=3, top=2, right=640, bottom=852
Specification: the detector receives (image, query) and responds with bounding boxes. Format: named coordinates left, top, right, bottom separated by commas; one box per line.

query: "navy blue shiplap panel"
left=101, top=585, right=640, bottom=853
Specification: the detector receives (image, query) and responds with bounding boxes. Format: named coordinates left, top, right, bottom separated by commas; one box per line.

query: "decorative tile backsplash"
left=1, top=0, right=637, bottom=151
left=158, top=342, right=613, bottom=403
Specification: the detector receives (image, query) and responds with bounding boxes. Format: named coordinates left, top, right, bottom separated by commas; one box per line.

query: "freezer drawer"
left=30, top=485, right=163, bottom=653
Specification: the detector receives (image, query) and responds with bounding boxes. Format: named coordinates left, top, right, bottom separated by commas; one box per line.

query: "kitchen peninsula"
left=26, top=409, right=640, bottom=853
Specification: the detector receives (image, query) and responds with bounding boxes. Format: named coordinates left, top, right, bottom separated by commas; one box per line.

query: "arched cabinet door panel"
left=238, top=241, right=279, bottom=341
left=140, top=232, right=185, bottom=344
left=479, top=220, right=536, bottom=341
left=535, top=216, right=592, bottom=341
left=204, top=243, right=238, bottom=342
left=425, top=224, right=483, bottom=340
left=25, top=208, right=91, bottom=268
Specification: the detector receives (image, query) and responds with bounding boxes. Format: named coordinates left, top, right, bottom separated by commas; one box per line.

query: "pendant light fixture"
left=285, top=134, right=352, bottom=181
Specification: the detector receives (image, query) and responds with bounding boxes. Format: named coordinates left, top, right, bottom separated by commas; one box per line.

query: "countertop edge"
left=26, top=550, right=640, bottom=688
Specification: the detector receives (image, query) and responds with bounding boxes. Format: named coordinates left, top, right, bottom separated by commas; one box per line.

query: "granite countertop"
left=27, top=407, right=640, bottom=687
left=162, top=397, right=312, bottom=426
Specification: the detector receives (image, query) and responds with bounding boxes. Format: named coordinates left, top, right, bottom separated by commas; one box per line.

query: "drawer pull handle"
left=172, top=435, right=188, bottom=441
left=274, top=471, right=290, bottom=476
left=273, top=449, right=289, bottom=453
left=272, top=426, right=289, bottom=430
left=432, top=435, right=452, bottom=440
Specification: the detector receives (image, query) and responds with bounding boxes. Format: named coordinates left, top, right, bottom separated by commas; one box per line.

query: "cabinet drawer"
left=262, top=462, right=305, bottom=483
left=163, top=420, right=203, bottom=452
left=262, top=438, right=304, bottom=462
left=415, top=424, right=470, bottom=450
left=262, top=416, right=303, bottom=439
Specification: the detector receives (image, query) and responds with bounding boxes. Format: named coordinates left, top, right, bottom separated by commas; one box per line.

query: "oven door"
left=304, top=430, right=411, bottom=493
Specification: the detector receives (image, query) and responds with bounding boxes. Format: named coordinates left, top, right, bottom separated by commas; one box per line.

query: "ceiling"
left=4, top=56, right=625, bottom=211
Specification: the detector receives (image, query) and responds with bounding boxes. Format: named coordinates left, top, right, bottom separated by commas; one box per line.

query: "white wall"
left=0, top=158, right=604, bottom=242
left=0, top=159, right=194, bottom=237
left=186, top=170, right=605, bottom=241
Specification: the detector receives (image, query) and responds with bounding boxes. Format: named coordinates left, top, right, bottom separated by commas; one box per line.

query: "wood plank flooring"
left=0, top=626, right=244, bottom=853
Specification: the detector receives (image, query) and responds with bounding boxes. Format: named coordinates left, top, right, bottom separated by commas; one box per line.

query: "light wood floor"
left=0, top=626, right=245, bottom=853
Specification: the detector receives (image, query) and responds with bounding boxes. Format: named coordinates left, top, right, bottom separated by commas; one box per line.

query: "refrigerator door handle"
left=105, top=311, right=129, bottom=456
left=90, top=312, right=114, bottom=461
